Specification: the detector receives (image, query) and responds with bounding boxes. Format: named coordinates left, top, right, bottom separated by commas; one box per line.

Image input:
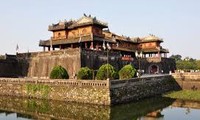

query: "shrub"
left=96, top=64, right=118, bottom=80
left=77, top=67, right=93, bottom=80
left=119, top=64, right=136, bottom=80
left=50, top=65, right=69, bottom=79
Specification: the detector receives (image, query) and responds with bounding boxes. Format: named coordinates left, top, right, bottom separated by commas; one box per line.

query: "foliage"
left=170, top=54, right=200, bottom=71
left=112, top=71, right=119, bottom=80
left=119, top=64, right=136, bottom=80
left=96, top=64, right=118, bottom=80
left=176, top=60, right=198, bottom=71
left=50, top=65, right=69, bottom=79
left=27, top=99, right=50, bottom=113
left=170, top=54, right=182, bottom=61
left=26, top=84, right=50, bottom=98
left=196, top=60, right=200, bottom=70
left=164, top=90, right=200, bottom=101
left=77, top=67, right=93, bottom=80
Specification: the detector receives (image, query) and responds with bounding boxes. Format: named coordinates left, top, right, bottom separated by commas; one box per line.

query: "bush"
left=119, top=64, right=136, bottom=80
left=50, top=65, right=69, bottom=79
left=96, top=64, right=118, bottom=80
left=77, top=67, right=93, bottom=80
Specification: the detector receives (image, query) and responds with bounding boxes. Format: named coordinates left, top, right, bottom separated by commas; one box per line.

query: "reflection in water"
left=0, top=96, right=175, bottom=120
left=110, top=97, right=174, bottom=120
left=0, top=96, right=109, bottom=120
left=1, top=96, right=200, bottom=120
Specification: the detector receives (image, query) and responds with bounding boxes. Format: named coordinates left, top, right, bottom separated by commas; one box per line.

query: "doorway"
left=149, top=65, right=159, bottom=74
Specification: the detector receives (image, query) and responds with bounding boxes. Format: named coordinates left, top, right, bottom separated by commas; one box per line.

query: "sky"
left=0, top=0, right=200, bottom=59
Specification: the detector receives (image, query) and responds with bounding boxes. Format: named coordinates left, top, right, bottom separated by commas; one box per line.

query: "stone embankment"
left=110, top=75, right=180, bottom=104
left=172, top=72, right=200, bottom=90
left=0, top=75, right=180, bottom=105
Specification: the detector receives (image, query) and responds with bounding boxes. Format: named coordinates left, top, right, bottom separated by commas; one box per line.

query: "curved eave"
left=140, top=40, right=163, bottom=43
left=116, top=39, right=138, bottom=44
left=94, top=36, right=116, bottom=43
left=142, top=48, right=169, bottom=53
left=68, top=22, right=108, bottom=29
left=48, top=25, right=67, bottom=31
left=112, top=47, right=136, bottom=52
left=39, top=35, right=115, bottom=47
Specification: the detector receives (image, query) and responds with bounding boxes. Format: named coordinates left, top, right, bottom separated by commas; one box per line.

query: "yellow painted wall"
left=68, top=26, right=92, bottom=38
left=118, top=41, right=137, bottom=50
left=53, top=31, right=67, bottom=40
left=103, top=32, right=112, bottom=38
left=52, top=26, right=103, bottom=40
left=141, top=42, right=158, bottom=49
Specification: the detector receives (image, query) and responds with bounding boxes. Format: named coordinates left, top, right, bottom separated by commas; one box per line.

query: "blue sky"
left=0, top=0, right=200, bottom=59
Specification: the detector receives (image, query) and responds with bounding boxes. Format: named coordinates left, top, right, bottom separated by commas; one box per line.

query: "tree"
left=176, top=59, right=198, bottom=71
left=50, top=65, right=69, bottom=79
left=170, top=54, right=182, bottom=61
left=196, top=60, right=200, bottom=70
left=77, top=67, right=93, bottom=80
left=170, top=55, right=200, bottom=71
left=96, top=64, right=118, bottom=80
left=119, top=64, right=136, bottom=80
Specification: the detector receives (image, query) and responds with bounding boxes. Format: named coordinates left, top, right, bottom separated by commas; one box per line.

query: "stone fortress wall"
left=0, top=75, right=180, bottom=105
left=18, top=48, right=81, bottom=79
left=0, top=49, right=176, bottom=78
left=0, top=54, right=22, bottom=77
left=172, top=72, right=200, bottom=81
left=0, top=48, right=81, bottom=78
left=0, top=78, right=110, bottom=105
left=110, top=75, right=180, bottom=104
left=140, top=57, right=176, bottom=74
left=172, top=72, right=200, bottom=90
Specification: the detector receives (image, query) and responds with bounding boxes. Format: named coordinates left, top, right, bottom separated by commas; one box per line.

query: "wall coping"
left=0, top=74, right=171, bottom=89
left=172, top=72, right=200, bottom=81
left=110, top=74, right=171, bottom=88
left=17, top=48, right=80, bottom=58
left=0, top=78, right=109, bottom=88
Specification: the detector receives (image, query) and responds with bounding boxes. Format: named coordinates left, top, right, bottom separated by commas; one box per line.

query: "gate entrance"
left=149, top=65, right=159, bottom=74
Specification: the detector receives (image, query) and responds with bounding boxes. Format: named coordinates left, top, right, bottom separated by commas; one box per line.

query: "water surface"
left=0, top=96, right=200, bottom=120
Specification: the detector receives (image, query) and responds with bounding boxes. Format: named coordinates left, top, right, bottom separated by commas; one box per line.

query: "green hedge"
left=119, top=64, right=136, bottom=80
left=77, top=67, right=93, bottom=80
left=50, top=65, right=69, bottom=79
left=96, top=64, right=118, bottom=80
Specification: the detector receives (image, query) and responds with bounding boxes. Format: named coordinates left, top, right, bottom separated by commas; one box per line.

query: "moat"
left=0, top=96, right=200, bottom=120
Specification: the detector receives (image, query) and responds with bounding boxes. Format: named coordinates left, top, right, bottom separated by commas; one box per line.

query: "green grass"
left=164, top=90, right=200, bottom=101
left=25, top=84, right=50, bottom=98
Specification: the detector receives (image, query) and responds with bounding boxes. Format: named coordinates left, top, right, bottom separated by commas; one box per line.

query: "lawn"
left=164, top=90, right=200, bottom=101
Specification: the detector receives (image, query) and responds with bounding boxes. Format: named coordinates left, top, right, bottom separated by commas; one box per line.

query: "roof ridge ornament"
left=83, top=13, right=87, bottom=17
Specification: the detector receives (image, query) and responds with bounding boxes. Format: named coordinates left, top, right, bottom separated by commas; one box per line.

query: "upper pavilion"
left=39, top=14, right=169, bottom=58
